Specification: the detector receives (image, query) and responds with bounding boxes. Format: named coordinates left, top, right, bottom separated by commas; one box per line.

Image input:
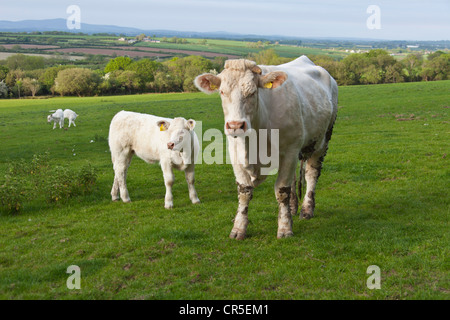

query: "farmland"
left=0, top=80, right=448, bottom=300
left=0, top=32, right=346, bottom=62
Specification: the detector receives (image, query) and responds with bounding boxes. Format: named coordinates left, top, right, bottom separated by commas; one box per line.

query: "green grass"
left=0, top=81, right=449, bottom=299
left=135, top=39, right=344, bottom=59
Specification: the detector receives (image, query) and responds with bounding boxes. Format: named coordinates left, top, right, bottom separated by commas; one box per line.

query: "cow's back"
left=259, top=56, right=338, bottom=148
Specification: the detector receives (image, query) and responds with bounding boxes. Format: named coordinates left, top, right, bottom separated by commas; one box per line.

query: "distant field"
left=0, top=81, right=448, bottom=299
left=0, top=52, right=85, bottom=61
left=0, top=33, right=347, bottom=61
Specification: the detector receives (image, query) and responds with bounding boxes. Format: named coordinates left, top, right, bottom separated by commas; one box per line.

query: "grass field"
left=0, top=80, right=449, bottom=299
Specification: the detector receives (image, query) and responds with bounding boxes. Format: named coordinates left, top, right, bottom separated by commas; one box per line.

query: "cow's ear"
left=194, top=73, right=221, bottom=94
left=259, top=71, right=288, bottom=89
left=186, top=119, right=196, bottom=131
left=156, top=120, right=170, bottom=131
left=251, top=65, right=262, bottom=75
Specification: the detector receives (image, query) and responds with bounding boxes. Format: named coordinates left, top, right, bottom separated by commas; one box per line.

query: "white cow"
left=63, top=109, right=78, bottom=127
left=47, top=109, right=64, bottom=129
left=195, top=56, right=338, bottom=239
left=108, top=110, right=201, bottom=209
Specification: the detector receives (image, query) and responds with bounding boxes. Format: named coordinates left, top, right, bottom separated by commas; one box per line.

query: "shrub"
left=54, top=68, right=100, bottom=97
left=0, top=153, right=97, bottom=214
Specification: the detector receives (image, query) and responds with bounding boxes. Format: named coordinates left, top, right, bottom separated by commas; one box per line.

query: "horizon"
left=0, top=1, right=449, bottom=41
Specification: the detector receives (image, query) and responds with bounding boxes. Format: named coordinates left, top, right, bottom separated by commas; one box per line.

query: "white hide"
left=63, top=109, right=78, bottom=127
left=195, top=56, right=338, bottom=239
left=47, top=109, right=64, bottom=129
left=108, top=110, right=200, bottom=209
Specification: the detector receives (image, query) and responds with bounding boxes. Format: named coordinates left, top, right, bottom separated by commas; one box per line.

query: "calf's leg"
left=161, top=160, right=175, bottom=209
left=185, top=165, right=200, bottom=204
left=112, top=151, right=133, bottom=203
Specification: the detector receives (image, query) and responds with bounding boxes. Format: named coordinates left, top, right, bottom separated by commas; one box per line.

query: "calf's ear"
left=258, top=71, right=288, bottom=89
left=186, top=119, right=196, bottom=130
left=194, top=73, right=221, bottom=94
left=156, top=120, right=170, bottom=131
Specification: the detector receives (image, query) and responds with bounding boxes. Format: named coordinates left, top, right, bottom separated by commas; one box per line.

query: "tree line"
left=0, top=49, right=448, bottom=98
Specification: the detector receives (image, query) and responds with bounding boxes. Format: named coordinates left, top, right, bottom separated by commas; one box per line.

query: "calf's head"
left=194, top=59, right=287, bottom=137
left=157, top=117, right=196, bottom=151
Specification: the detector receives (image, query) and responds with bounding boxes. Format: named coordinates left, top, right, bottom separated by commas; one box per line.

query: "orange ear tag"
left=264, top=82, right=273, bottom=89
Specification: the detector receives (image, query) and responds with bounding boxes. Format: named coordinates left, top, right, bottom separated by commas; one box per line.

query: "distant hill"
left=0, top=18, right=359, bottom=41
left=1, top=19, right=449, bottom=49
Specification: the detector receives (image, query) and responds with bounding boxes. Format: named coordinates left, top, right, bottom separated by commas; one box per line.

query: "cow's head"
left=157, top=117, right=196, bottom=151
left=194, top=59, right=287, bottom=136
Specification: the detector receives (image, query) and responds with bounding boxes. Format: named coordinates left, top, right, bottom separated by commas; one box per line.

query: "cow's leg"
left=112, top=151, right=133, bottom=203
left=290, top=170, right=298, bottom=216
left=185, top=164, right=200, bottom=204
left=300, top=152, right=324, bottom=219
left=275, top=153, right=297, bottom=238
left=230, top=182, right=253, bottom=240
left=161, top=160, right=175, bottom=209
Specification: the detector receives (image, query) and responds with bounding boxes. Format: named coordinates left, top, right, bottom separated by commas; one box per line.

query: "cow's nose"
left=167, top=142, right=175, bottom=150
left=226, top=121, right=247, bottom=131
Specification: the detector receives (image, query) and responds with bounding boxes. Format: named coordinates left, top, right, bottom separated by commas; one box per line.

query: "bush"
left=54, top=68, right=100, bottom=97
left=0, top=153, right=97, bottom=214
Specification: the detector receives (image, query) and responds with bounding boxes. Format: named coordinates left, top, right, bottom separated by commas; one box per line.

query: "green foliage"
left=54, top=68, right=100, bottom=97
left=421, top=53, right=450, bottom=81
left=0, top=65, right=9, bottom=81
left=39, top=65, right=74, bottom=94
left=3, top=54, right=45, bottom=71
left=248, top=48, right=291, bottom=65
left=166, top=56, right=213, bottom=92
left=0, top=153, right=97, bottom=213
left=125, top=59, right=161, bottom=83
left=104, top=56, right=133, bottom=73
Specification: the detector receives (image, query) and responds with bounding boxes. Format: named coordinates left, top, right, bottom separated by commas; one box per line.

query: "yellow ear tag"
left=264, top=82, right=273, bottom=89
left=160, top=124, right=166, bottom=131
left=210, top=84, right=218, bottom=90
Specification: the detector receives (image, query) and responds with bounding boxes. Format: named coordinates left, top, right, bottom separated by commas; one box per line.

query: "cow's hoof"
left=229, top=229, right=246, bottom=240
left=300, top=210, right=313, bottom=220
left=277, top=230, right=294, bottom=239
left=191, top=198, right=200, bottom=204
left=165, top=203, right=173, bottom=209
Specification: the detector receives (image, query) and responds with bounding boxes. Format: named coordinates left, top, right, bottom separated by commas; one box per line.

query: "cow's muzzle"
left=167, top=142, right=175, bottom=150
left=225, top=121, right=248, bottom=136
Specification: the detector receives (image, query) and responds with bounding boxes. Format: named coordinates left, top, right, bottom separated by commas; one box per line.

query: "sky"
left=0, top=0, right=449, bottom=40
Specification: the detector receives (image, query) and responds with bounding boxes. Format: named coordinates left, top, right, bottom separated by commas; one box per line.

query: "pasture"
left=0, top=80, right=448, bottom=299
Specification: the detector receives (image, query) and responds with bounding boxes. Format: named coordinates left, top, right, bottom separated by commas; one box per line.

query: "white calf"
left=109, top=110, right=200, bottom=209
left=64, top=109, right=78, bottom=127
left=47, top=109, right=64, bottom=129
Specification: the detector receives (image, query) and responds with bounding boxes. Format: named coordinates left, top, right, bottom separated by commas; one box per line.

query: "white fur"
left=47, top=109, right=64, bottom=129
left=63, top=109, right=78, bottom=127
left=108, top=110, right=200, bottom=209
left=195, top=56, right=338, bottom=239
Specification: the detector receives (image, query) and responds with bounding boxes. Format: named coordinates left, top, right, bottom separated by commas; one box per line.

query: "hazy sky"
left=0, top=0, right=449, bottom=40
